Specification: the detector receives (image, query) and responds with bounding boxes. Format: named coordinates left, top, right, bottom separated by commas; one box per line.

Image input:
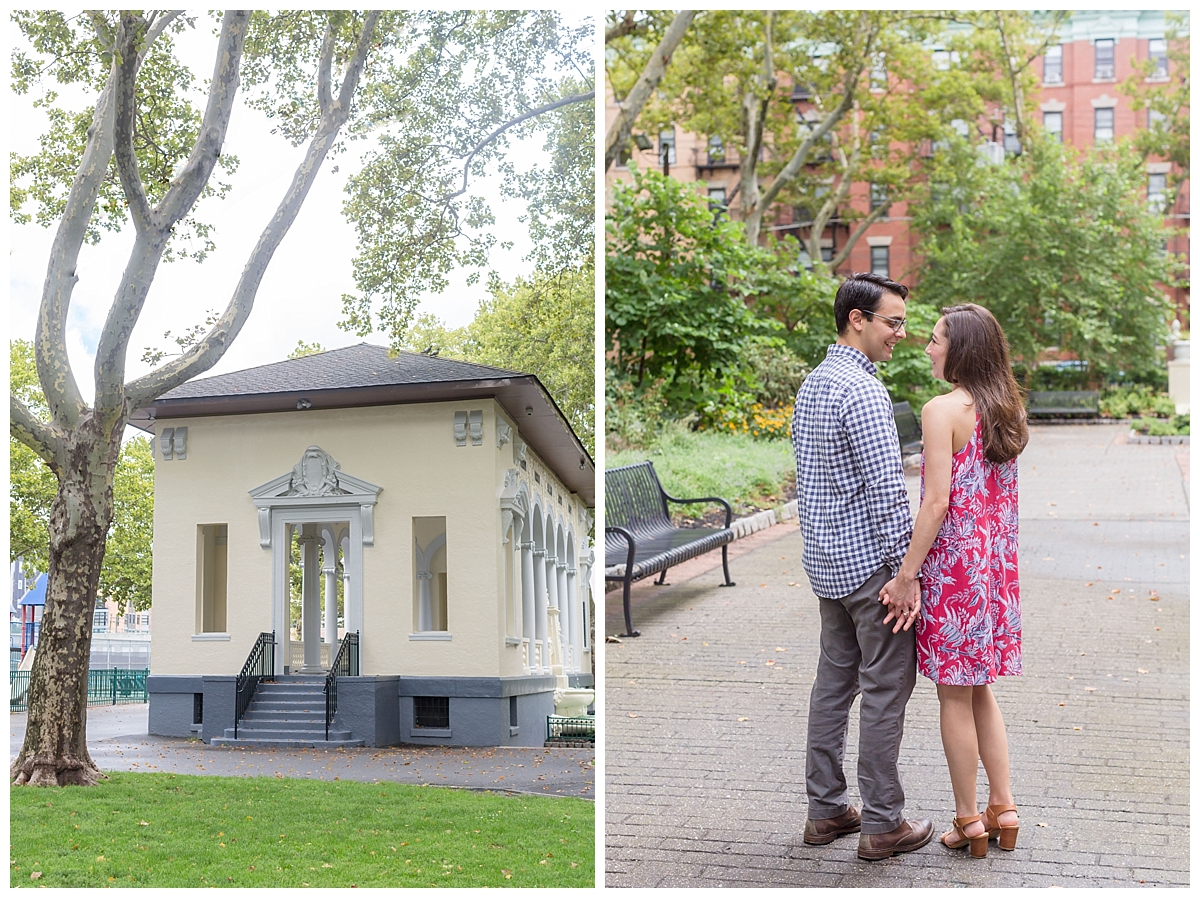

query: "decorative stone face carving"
left=286, top=446, right=349, bottom=497
left=514, top=437, right=527, bottom=465
left=504, top=468, right=520, bottom=489
left=497, top=420, right=512, bottom=449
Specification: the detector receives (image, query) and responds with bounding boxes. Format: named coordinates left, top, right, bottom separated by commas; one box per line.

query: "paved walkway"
left=10, top=705, right=594, bottom=801
left=604, top=424, right=1189, bottom=887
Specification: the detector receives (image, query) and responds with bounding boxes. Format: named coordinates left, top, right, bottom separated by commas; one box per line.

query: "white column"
left=556, top=561, right=571, bottom=670
left=299, top=524, right=322, bottom=673
left=322, top=528, right=339, bottom=648
left=533, top=548, right=547, bottom=671
left=544, top=551, right=559, bottom=671
left=565, top=565, right=578, bottom=672
left=521, top=540, right=536, bottom=671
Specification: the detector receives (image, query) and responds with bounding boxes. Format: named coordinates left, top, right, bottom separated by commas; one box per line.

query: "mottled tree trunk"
left=11, top=416, right=120, bottom=786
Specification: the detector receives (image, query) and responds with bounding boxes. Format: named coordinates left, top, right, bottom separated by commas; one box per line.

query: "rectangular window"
left=870, top=245, right=889, bottom=277
left=870, top=53, right=887, bottom=90
left=1149, top=173, right=1168, bottom=213
left=197, top=524, right=228, bottom=633
left=1149, top=38, right=1168, bottom=78
left=658, top=128, right=676, bottom=165
left=1043, top=111, right=1063, bottom=142
left=869, top=183, right=889, bottom=214
left=413, top=517, right=448, bottom=632
left=932, top=49, right=959, bottom=71
left=616, top=142, right=633, bottom=169
left=707, top=135, right=725, bottom=165
left=1002, top=122, right=1021, bottom=155
left=414, top=696, right=450, bottom=729
left=1094, top=107, right=1114, bottom=143
left=1094, top=38, right=1115, bottom=80
left=93, top=609, right=108, bottom=633
left=1149, top=107, right=1166, bottom=130
left=708, top=187, right=726, bottom=215
left=1044, top=44, right=1063, bottom=83
left=509, top=695, right=518, bottom=728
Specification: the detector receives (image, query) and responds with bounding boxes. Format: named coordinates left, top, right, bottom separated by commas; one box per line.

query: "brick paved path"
left=603, top=424, right=1189, bottom=887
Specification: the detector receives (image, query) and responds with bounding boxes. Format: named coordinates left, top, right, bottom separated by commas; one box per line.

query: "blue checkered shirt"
left=791, top=344, right=913, bottom=599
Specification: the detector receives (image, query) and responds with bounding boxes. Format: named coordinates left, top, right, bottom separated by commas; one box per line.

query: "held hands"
left=879, top=574, right=922, bottom=634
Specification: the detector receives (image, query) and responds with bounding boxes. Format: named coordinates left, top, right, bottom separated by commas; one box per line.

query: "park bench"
left=605, top=460, right=735, bottom=637
left=1027, top=390, right=1101, bottom=418
left=893, top=401, right=923, bottom=455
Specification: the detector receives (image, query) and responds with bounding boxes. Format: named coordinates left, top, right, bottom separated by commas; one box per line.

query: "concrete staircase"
left=210, top=676, right=363, bottom=748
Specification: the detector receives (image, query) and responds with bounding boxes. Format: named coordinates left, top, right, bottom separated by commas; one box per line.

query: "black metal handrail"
left=324, top=631, right=359, bottom=740
left=234, top=631, right=275, bottom=739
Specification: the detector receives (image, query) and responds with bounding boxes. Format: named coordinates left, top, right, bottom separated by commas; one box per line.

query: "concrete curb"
left=1127, top=431, right=1189, bottom=444
left=729, top=499, right=797, bottom=539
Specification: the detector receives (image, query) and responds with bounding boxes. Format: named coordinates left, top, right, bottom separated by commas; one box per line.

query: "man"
left=791, top=271, right=932, bottom=860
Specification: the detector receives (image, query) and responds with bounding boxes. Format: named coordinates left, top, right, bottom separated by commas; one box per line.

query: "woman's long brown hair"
left=940, top=303, right=1029, bottom=464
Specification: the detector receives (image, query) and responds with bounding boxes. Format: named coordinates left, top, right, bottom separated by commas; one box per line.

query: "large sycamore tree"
left=9, top=9, right=593, bottom=786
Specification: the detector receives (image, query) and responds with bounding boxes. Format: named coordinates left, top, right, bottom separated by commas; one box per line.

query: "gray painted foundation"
left=148, top=673, right=585, bottom=747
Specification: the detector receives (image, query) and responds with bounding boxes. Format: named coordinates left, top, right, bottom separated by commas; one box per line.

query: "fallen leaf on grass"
left=30, top=873, right=41, bottom=881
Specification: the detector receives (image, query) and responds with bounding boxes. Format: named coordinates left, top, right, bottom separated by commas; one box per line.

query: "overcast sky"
left=8, top=13, right=570, bottom=398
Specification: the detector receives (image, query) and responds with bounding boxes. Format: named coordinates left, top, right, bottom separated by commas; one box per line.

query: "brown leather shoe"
left=803, top=806, right=861, bottom=845
left=857, top=818, right=934, bottom=860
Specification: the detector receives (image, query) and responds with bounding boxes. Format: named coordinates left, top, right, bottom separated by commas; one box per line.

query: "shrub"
left=1100, top=384, right=1175, bottom=418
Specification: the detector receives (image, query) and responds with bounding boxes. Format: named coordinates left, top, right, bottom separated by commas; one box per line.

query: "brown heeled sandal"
left=942, top=813, right=988, bottom=858
left=985, top=804, right=1019, bottom=851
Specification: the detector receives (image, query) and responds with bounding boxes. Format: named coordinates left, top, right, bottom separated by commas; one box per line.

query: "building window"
left=708, top=187, right=727, bottom=215
left=509, top=695, right=518, bottom=728
left=658, top=128, right=676, bottom=166
left=932, top=49, right=959, bottom=71
left=414, top=696, right=450, bottom=729
left=413, top=517, right=448, bottom=632
left=1043, top=111, right=1063, bottom=142
left=1094, top=107, right=1114, bottom=143
left=870, top=245, right=889, bottom=277
left=1149, top=173, right=1168, bottom=213
left=93, top=609, right=108, bottom=633
left=869, top=183, right=889, bottom=214
left=1149, top=107, right=1166, bottom=130
left=1148, top=38, right=1168, bottom=78
left=616, top=142, right=633, bottom=169
left=707, top=135, right=725, bottom=165
left=870, top=53, right=887, bottom=91
left=1094, top=38, right=1115, bottom=80
left=1044, top=44, right=1063, bottom=83
left=197, top=524, right=228, bottom=633
left=1002, top=122, right=1021, bottom=155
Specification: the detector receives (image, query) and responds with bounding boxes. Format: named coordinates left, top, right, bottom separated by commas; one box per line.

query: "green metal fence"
left=546, top=714, right=595, bottom=743
left=11, top=668, right=150, bottom=712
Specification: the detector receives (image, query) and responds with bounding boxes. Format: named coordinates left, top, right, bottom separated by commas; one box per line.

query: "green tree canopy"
left=911, top=137, right=1178, bottom=384
left=400, top=265, right=595, bottom=456
left=606, top=164, right=777, bottom=412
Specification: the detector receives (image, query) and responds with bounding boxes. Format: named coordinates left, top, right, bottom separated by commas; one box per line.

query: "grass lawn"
left=10, top=772, right=593, bottom=888
left=607, top=428, right=795, bottom=517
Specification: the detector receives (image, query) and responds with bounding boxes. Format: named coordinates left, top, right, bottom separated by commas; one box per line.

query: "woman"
left=881, top=303, right=1028, bottom=859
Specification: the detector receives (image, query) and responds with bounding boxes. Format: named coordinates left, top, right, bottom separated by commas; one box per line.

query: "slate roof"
left=157, top=343, right=524, bottom=399
left=134, top=343, right=594, bottom=504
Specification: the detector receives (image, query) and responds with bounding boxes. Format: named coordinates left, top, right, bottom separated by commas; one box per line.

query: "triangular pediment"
left=249, top=446, right=381, bottom=507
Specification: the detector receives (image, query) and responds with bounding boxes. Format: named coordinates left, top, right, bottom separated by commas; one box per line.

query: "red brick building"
left=606, top=10, right=1189, bottom=323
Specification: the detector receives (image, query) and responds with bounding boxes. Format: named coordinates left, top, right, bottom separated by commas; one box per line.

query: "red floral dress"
left=916, top=416, right=1022, bottom=685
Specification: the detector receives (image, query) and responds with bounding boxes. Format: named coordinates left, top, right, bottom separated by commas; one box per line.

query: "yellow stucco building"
left=135, top=344, right=594, bottom=747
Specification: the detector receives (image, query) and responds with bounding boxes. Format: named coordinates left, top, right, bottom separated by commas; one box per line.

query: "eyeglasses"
left=864, top=311, right=907, bottom=333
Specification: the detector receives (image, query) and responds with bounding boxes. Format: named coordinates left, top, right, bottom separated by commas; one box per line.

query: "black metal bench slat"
left=605, top=460, right=736, bottom=636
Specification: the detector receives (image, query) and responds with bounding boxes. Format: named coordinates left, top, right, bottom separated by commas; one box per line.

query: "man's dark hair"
left=833, top=272, right=910, bottom=335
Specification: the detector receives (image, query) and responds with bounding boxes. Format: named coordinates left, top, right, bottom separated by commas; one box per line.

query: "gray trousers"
left=806, top=565, right=917, bottom=834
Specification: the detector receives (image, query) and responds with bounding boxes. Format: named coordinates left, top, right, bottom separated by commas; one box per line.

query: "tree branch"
left=316, top=14, right=336, bottom=113
left=828, top=202, right=890, bottom=271
left=94, top=11, right=250, bottom=418
left=125, top=12, right=382, bottom=409
left=113, top=13, right=154, bottom=233
left=605, top=11, right=639, bottom=44
left=10, top=396, right=64, bottom=475
left=604, top=10, right=696, bottom=171
left=155, top=10, right=249, bottom=227
left=444, top=90, right=595, bottom=204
